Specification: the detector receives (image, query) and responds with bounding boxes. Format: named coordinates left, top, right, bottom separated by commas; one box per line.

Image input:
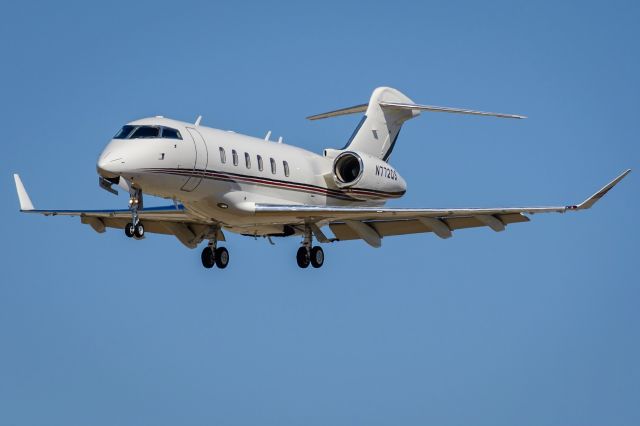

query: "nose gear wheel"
left=123, top=187, right=144, bottom=239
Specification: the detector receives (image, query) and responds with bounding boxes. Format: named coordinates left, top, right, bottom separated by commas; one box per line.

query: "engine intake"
left=334, top=152, right=363, bottom=185
left=331, top=150, right=407, bottom=200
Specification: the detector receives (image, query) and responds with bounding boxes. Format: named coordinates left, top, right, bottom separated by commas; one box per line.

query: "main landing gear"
left=124, top=187, right=145, bottom=239
left=296, top=225, right=324, bottom=269
left=201, top=230, right=229, bottom=269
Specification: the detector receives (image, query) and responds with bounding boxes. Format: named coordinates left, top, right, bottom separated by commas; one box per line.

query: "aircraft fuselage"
left=97, top=116, right=402, bottom=236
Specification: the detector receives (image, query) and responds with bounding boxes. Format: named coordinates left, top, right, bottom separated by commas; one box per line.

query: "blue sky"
left=1, top=1, right=638, bottom=425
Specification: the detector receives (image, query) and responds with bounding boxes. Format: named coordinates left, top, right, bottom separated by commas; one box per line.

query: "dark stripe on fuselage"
left=143, top=167, right=405, bottom=200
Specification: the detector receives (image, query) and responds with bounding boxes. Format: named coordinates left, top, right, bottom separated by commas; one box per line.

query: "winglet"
left=569, top=169, right=631, bottom=211
left=13, top=174, right=35, bottom=211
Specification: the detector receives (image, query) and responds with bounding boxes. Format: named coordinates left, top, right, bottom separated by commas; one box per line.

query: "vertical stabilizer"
left=345, top=87, right=419, bottom=161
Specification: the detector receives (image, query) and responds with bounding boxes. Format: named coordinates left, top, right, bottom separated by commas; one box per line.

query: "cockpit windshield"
left=113, top=125, right=183, bottom=140
left=113, top=125, right=136, bottom=139
left=130, top=126, right=159, bottom=138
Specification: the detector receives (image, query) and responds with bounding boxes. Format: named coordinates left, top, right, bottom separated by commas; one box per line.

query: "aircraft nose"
left=97, top=149, right=126, bottom=178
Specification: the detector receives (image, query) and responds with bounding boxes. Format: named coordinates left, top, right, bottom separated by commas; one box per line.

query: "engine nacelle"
left=332, top=151, right=407, bottom=200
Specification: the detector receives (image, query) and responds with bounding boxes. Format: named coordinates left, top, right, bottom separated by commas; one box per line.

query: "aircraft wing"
left=254, top=170, right=631, bottom=247
left=13, top=174, right=220, bottom=248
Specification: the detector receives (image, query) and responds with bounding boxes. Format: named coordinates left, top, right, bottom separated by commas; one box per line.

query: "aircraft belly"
left=179, top=177, right=328, bottom=228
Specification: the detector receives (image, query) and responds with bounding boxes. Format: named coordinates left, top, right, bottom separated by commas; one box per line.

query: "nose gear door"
left=181, top=127, right=208, bottom=192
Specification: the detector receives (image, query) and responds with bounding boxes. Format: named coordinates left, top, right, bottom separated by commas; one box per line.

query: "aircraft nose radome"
left=97, top=153, right=124, bottom=178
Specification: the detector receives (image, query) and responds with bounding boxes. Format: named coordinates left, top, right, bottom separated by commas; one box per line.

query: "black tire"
left=134, top=222, right=145, bottom=238
left=296, top=247, right=310, bottom=268
left=215, top=247, right=229, bottom=269
left=201, top=247, right=216, bottom=268
left=125, top=223, right=135, bottom=238
left=310, top=246, right=324, bottom=268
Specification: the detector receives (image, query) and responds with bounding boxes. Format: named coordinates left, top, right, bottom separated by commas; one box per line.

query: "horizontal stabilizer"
left=378, top=101, right=526, bottom=119
left=306, top=104, right=368, bottom=120
left=306, top=100, right=525, bottom=121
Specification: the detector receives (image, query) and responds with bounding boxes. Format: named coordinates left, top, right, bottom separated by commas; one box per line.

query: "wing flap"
left=330, top=213, right=529, bottom=241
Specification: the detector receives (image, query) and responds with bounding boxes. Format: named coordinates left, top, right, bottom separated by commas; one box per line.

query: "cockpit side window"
left=161, top=127, right=182, bottom=139
left=130, top=126, right=160, bottom=139
left=113, top=125, right=136, bottom=139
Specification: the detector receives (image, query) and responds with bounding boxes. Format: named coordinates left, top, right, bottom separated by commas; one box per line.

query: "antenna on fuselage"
left=194, top=115, right=202, bottom=126
left=264, top=130, right=272, bottom=141
left=277, top=136, right=283, bottom=144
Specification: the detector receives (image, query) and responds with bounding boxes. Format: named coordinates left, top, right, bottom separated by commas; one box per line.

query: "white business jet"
left=13, top=87, right=630, bottom=270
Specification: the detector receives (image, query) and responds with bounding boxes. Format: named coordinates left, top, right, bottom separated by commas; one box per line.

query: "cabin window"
left=161, top=127, right=182, bottom=139
left=283, top=161, right=290, bottom=177
left=219, top=147, right=226, bottom=164
left=270, top=158, right=276, bottom=174
left=257, top=155, right=263, bottom=171
left=129, top=126, right=160, bottom=139
left=245, top=152, right=251, bottom=169
left=232, top=150, right=238, bottom=166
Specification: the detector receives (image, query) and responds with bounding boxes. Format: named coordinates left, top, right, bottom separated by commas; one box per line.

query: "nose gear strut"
left=124, top=187, right=144, bottom=239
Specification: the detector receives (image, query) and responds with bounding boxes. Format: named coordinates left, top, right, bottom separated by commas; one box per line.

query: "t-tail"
left=308, top=86, right=526, bottom=161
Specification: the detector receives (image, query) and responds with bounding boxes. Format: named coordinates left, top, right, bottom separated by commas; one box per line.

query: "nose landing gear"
left=124, top=187, right=145, bottom=239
